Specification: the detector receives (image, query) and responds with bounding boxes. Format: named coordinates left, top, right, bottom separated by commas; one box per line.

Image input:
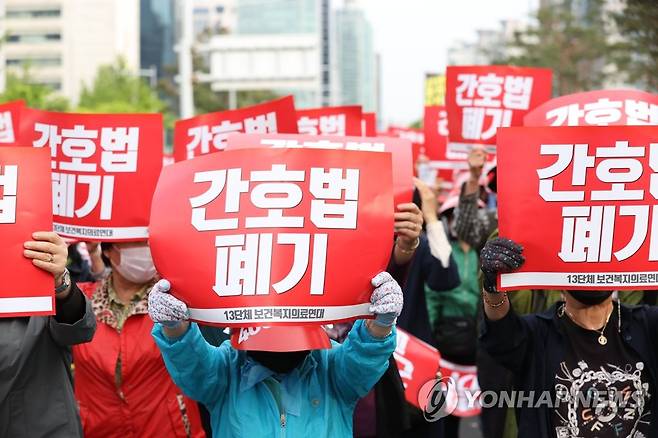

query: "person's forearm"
left=482, top=291, right=510, bottom=321
left=55, top=283, right=86, bottom=324
left=162, top=321, right=190, bottom=339
left=464, top=175, right=480, bottom=195
left=90, top=253, right=106, bottom=276
left=365, top=319, right=392, bottom=338
left=392, top=243, right=415, bottom=265
left=425, top=219, right=451, bottom=268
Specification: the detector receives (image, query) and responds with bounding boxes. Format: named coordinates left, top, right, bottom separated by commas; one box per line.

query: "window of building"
left=7, top=56, right=62, bottom=67
left=6, top=8, right=61, bottom=19
left=7, top=33, right=61, bottom=43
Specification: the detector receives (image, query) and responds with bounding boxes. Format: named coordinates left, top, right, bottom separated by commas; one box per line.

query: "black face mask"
left=248, top=350, right=310, bottom=374
left=567, top=290, right=613, bottom=306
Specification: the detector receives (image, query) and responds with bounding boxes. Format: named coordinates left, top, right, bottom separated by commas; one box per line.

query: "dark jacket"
left=0, top=283, right=97, bottom=438
left=395, top=234, right=461, bottom=345
left=480, top=302, right=658, bottom=438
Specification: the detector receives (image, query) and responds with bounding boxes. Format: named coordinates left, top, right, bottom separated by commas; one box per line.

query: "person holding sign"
left=479, top=237, right=657, bottom=438
left=1, top=231, right=96, bottom=438
left=148, top=272, right=402, bottom=437
left=71, top=241, right=205, bottom=438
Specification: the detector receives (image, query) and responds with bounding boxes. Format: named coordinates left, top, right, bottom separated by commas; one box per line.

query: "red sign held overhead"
left=173, top=95, right=298, bottom=161
left=296, top=106, right=363, bottom=136
left=498, top=126, right=658, bottom=290
left=361, top=112, right=377, bottom=137
left=0, top=147, right=54, bottom=317
left=446, top=65, right=552, bottom=149
left=423, top=105, right=468, bottom=188
left=149, top=148, right=394, bottom=326
left=19, top=108, right=163, bottom=241
left=524, top=89, right=658, bottom=127
left=0, top=100, right=25, bottom=146
left=226, top=132, right=413, bottom=205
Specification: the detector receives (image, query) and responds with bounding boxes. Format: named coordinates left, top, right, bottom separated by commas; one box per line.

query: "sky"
left=354, top=0, right=539, bottom=127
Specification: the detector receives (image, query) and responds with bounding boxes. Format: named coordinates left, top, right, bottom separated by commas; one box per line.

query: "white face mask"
left=113, top=246, right=157, bottom=284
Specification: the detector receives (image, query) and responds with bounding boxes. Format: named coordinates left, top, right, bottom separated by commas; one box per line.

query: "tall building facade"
left=2, top=0, right=139, bottom=104
left=193, top=0, right=236, bottom=37
left=141, top=0, right=176, bottom=82
left=334, top=0, right=377, bottom=112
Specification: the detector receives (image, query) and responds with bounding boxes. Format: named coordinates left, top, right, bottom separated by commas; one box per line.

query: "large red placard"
left=0, top=100, right=24, bottom=146
left=524, top=89, right=658, bottom=127
left=19, top=108, right=163, bottom=241
left=225, top=132, right=413, bottom=205
left=296, top=106, right=363, bottom=136
left=446, top=65, right=552, bottom=149
left=149, top=148, right=394, bottom=326
left=0, top=147, right=54, bottom=317
left=498, top=126, right=658, bottom=290
left=173, top=95, right=298, bottom=161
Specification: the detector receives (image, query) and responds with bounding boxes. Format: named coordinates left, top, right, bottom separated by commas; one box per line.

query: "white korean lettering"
left=319, top=115, right=346, bottom=136
left=591, top=141, right=645, bottom=201
left=298, top=116, right=319, bottom=135
left=100, top=127, right=139, bottom=172
left=244, top=112, right=277, bottom=133
left=310, top=168, right=359, bottom=229
left=190, top=169, right=249, bottom=231
left=59, top=125, right=98, bottom=172
left=246, top=164, right=305, bottom=228
left=559, top=205, right=616, bottom=262
left=0, top=165, right=18, bottom=223
left=537, top=144, right=595, bottom=202
left=583, top=98, right=623, bottom=125
left=0, top=112, right=15, bottom=143
left=503, top=76, right=533, bottom=110
left=33, top=123, right=61, bottom=169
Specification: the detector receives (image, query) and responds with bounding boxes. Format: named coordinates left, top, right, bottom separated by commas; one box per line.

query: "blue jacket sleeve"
left=152, top=322, right=234, bottom=406
left=419, top=236, right=460, bottom=291
left=327, top=319, right=396, bottom=404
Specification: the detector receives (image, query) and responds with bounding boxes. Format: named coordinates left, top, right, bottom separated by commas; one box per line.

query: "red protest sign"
left=19, top=108, right=163, bottom=241
left=173, top=95, right=298, bottom=161
left=149, top=148, right=394, bottom=326
left=362, top=112, right=377, bottom=137
left=297, top=106, right=363, bottom=136
left=524, top=89, right=658, bottom=127
left=0, top=100, right=24, bottom=146
left=0, top=147, right=54, bottom=317
left=230, top=325, right=331, bottom=352
left=439, top=359, right=481, bottom=417
left=424, top=105, right=468, bottom=188
left=446, top=65, right=552, bottom=149
left=226, top=132, right=413, bottom=205
left=386, top=126, right=425, bottom=176
left=498, top=126, right=658, bottom=290
left=394, top=328, right=441, bottom=410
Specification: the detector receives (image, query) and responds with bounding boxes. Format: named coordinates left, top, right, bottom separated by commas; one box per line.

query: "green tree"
left=496, top=0, right=612, bottom=96
left=77, top=57, right=167, bottom=114
left=0, top=66, right=70, bottom=110
left=612, top=0, right=658, bottom=92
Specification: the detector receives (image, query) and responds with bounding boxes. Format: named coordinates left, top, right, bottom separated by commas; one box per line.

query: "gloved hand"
left=369, top=272, right=403, bottom=327
left=480, top=238, right=525, bottom=293
left=148, top=279, right=189, bottom=328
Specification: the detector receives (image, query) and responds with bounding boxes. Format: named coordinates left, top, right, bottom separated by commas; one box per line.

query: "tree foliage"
left=496, top=0, right=611, bottom=96
left=77, top=57, right=166, bottom=114
left=0, top=66, right=70, bottom=111
left=612, top=0, right=658, bottom=92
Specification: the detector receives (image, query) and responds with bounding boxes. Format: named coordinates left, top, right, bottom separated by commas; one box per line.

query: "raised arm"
left=149, top=280, right=233, bottom=405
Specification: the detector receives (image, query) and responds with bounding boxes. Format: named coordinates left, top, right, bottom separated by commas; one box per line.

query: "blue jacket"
left=153, top=320, right=396, bottom=438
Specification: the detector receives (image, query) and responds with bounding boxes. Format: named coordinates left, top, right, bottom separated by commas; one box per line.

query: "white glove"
left=148, top=279, right=189, bottom=327
left=369, top=272, right=403, bottom=327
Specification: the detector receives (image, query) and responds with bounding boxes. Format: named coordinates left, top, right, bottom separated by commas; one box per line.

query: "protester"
left=148, top=271, right=402, bottom=437
left=479, top=237, right=657, bottom=437
left=72, top=241, right=204, bottom=437
left=1, top=231, right=96, bottom=437
left=67, top=242, right=107, bottom=284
